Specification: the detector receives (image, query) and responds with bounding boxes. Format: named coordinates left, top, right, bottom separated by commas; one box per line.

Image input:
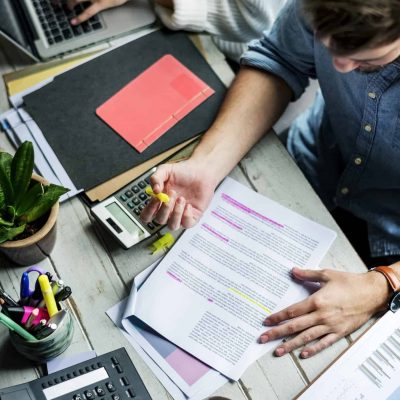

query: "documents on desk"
left=297, top=310, right=400, bottom=400
left=107, top=263, right=228, bottom=400
left=133, top=177, right=336, bottom=380
left=106, top=176, right=337, bottom=399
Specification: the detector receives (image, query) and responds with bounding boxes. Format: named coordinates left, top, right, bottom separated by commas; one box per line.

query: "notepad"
left=96, top=55, right=215, bottom=153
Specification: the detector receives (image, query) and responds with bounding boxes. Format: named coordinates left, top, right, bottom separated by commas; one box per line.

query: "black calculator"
left=0, top=348, right=151, bottom=400
left=91, top=167, right=164, bottom=249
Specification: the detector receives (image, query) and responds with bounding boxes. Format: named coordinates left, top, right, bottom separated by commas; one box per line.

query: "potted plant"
left=0, top=141, right=69, bottom=265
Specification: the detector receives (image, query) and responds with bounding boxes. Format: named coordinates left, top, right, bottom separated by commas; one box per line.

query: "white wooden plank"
left=241, top=351, right=307, bottom=400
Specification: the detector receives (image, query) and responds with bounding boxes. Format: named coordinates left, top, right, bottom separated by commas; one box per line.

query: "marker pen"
left=51, top=280, right=64, bottom=296
left=25, top=308, right=39, bottom=329
left=0, top=288, right=19, bottom=307
left=2, top=306, right=49, bottom=326
left=55, top=286, right=72, bottom=303
left=38, top=275, right=58, bottom=317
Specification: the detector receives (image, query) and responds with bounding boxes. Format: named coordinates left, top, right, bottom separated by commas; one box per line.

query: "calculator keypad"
left=116, top=169, right=163, bottom=235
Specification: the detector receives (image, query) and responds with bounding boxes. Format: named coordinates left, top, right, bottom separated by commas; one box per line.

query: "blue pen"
left=24, top=266, right=53, bottom=306
left=20, top=272, right=32, bottom=306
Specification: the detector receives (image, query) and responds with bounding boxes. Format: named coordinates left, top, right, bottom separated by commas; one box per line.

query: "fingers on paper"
left=272, top=325, right=332, bottom=357
left=263, top=297, right=315, bottom=327
left=292, top=267, right=331, bottom=284
left=260, top=311, right=318, bottom=343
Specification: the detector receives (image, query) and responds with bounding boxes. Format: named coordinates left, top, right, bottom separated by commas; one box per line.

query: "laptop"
left=0, top=0, right=156, bottom=61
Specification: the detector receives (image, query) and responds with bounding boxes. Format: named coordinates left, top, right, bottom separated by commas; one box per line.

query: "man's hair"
left=302, top=0, right=400, bottom=55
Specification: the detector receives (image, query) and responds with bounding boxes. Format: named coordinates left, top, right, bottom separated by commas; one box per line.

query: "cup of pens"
left=0, top=266, right=74, bottom=363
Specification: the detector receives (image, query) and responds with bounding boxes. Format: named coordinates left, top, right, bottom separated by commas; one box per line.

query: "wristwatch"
left=371, top=266, right=400, bottom=312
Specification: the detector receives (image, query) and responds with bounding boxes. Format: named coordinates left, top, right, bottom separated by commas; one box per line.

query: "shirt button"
left=368, top=92, right=376, bottom=99
left=354, top=157, right=362, bottom=165
left=341, top=187, right=349, bottom=195
left=364, top=124, right=372, bottom=132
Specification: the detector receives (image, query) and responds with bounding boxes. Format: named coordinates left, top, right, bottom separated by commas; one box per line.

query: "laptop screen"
left=0, top=0, right=31, bottom=52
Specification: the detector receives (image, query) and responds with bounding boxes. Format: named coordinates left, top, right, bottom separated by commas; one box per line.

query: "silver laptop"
left=0, top=0, right=156, bottom=61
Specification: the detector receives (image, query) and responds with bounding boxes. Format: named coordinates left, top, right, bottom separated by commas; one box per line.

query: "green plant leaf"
left=0, top=216, right=14, bottom=227
left=11, top=141, right=34, bottom=208
left=0, top=152, right=14, bottom=207
left=0, top=224, right=26, bottom=243
left=0, top=190, right=4, bottom=209
left=24, top=184, right=69, bottom=223
left=15, top=182, right=44, bottom=217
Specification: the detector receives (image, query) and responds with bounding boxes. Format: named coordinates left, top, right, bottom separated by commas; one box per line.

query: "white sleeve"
left=154, top=0, right=286, bottom=41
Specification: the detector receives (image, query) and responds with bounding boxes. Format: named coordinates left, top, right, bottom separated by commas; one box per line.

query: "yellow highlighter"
left=145, top=186, right=170, bottom=203
left=38, top=274, right=59, bottom=317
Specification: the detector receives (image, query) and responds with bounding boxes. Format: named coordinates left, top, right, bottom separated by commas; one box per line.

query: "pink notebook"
left=96, top=55, right=215, bottom=153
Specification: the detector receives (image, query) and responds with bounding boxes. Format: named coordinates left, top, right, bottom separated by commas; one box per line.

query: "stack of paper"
left=107, top=178, right=337, bottom=399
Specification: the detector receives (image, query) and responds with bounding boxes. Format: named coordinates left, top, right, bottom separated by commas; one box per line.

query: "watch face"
left=390, top=292, right=400, bottom=312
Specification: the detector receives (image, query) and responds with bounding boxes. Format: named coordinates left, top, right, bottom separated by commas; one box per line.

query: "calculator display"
left=106, top=202, right=144, bottom=235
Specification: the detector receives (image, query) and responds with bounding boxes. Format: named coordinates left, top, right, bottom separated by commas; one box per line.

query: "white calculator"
left=90, top=167, right=164, bottom=249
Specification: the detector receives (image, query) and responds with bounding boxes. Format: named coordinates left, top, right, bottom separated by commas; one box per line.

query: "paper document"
left=134, top=177, right=337, bottom=380
left=106, top=263, right=228, bottom=400
left=298, top=310, right=400, bottom=400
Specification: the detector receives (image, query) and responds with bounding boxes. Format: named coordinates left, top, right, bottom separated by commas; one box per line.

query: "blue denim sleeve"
left=240, top=0, right=316, bottom=101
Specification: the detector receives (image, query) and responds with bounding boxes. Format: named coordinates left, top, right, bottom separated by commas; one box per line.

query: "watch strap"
left=371, top=266, right=400, bottom=292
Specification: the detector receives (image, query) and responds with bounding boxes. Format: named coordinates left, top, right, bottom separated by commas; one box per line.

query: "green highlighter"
left=0, top=312, right=38, bottom=342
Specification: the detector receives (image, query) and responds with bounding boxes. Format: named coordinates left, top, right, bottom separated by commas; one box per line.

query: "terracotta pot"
left=0, top=174, right=59, bottom=266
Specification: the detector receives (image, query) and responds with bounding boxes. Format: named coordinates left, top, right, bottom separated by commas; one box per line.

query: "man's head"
left=302, top=0, right=400, bottom=72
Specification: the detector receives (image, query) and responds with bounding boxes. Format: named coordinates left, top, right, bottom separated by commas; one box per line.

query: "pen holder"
left=9, top=309, right=74, bottom=363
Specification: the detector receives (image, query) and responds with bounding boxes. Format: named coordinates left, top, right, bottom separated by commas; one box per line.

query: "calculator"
left=90, top=167, right=163, bottom=249
left=0, top=347, right=151, bottom=400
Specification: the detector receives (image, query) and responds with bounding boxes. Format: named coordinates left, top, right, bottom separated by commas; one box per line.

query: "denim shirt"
left=241, top=0, right=400, bottom=257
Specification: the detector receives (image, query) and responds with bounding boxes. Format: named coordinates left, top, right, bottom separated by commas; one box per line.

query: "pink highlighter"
left=4, top=306, right=49, bottom=326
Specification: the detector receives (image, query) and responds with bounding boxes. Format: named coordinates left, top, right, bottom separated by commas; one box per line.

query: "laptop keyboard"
left=32, top=0, right=104, bottom=46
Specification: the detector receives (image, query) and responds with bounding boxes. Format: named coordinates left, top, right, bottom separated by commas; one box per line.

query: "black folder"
left=24, top=30, right=226, bottom=190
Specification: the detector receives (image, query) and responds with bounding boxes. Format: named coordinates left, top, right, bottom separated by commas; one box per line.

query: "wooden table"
left=0, top=33, right=369, bottom=400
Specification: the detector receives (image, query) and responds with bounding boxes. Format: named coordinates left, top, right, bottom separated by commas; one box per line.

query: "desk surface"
left=0, top=33, right=369, bottom=400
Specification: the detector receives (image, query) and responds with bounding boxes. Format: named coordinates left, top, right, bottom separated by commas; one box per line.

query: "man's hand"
left=66, top=0, right=128, bottom=25
left=259, top=267, right=391, bottom=358
left=140, top=160, right=218, bottom=230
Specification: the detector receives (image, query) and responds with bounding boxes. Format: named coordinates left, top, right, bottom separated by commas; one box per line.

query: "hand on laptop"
left=65, top=0, right=173, bottom=25
left=65, top=0, right=128, bottom=25
left=140, top=160, right=217, bottom=231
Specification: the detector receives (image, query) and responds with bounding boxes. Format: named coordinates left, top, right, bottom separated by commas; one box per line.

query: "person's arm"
left=260, top=262, right=400, bottom=358
left=191, top=67, right=291, bottom=182
left=140, top=66, right=291, bottom=229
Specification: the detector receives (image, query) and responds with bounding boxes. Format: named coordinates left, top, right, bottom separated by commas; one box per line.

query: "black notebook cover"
left=24, top=30, right=226, bottom=190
